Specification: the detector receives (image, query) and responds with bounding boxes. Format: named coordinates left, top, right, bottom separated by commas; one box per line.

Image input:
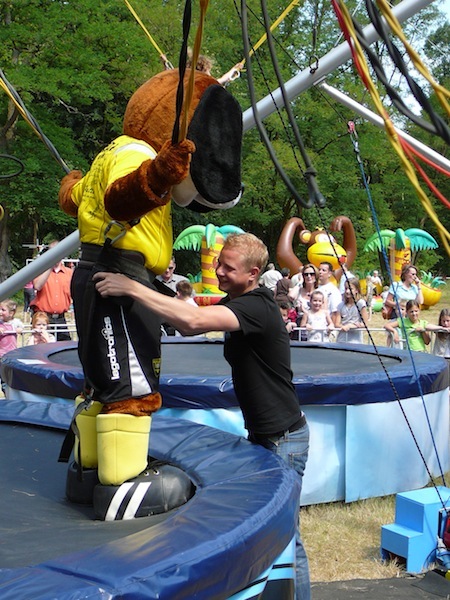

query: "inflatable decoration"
left=276, top=215, right=357, bottom=283
left=57, top=68, right=243, bottom=519
left=372, top=295, right=384, bottom=312
left=364, top=227, right=438, bottom=281
left=419, top=271, right=446, bottom=309
left=174, top=223, right=244, bottom=305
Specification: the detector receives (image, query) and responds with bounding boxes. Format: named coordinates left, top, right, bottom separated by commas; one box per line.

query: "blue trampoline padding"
left=0, top=400, right=300, bottom=600
left=1, top=339, right=448, bottom=406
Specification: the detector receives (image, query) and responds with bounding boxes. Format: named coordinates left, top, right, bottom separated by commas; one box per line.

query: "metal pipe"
left=319, top=81, right=450, bottom=172
left=0, top=231, right=79, bottom=302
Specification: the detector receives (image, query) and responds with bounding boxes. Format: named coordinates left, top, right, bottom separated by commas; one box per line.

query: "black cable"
left=171, top=0, right=192, bottom=144
left=364, top=0, right=450, bottom=143
left=240, top=0, right=323, bottom=209
left=0, top=154, right=25, bottom=179
left=351, top=5, right=450, bottom=144
left=0, top=69, right=70, bottom=174
left=260, top=0, right=326, bottom=208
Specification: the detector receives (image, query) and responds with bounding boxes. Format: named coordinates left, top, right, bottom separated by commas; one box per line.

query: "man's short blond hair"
left=222, top=233, right=269, bottom=272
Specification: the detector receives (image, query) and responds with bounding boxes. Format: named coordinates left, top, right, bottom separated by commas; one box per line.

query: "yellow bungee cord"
left=179, top=0, right=210, bottom=141
left=338, top=0, right=450, bottom=257
left=123, top=0, right=173, bottom=69
left=375, top=0, right=450, bottom=117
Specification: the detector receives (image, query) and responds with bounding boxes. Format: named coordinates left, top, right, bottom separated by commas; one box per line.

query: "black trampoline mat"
left=49, top=343, right=400, bottom=379
left=0, top=423, right=172, bottom=569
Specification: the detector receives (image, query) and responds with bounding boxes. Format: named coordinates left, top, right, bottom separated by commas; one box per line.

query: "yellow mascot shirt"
left=72, top=135, right=173, bottom=274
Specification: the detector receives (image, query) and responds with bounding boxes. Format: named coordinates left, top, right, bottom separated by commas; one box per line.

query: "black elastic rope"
left=171, top=0, right=192, bottom=145
left=352, top=5, right=450, bottom=144
left=0, top=68, right=70, bottom=174
left=240, top=0, right=320, bottom=209
left=0, top=154, right=24, bottom=179
left=260, top=0, right=326, bottom=209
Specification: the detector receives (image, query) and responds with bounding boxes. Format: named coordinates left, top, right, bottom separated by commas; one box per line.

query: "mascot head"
left=123, top=69, right=243, bottom=212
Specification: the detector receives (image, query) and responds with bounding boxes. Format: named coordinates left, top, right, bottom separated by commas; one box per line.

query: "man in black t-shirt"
left=95, top=232, right=310, bottom=600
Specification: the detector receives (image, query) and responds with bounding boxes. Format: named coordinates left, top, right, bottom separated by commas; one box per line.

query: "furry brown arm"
left=59, top=170, right=83, bottom=217
left=105, top=139, right=195, bottom=221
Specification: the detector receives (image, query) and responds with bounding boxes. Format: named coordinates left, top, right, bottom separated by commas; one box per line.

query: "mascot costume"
left=58, top=68, right=242, bottom=519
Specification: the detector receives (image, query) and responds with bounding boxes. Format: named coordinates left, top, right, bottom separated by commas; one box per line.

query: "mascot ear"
left=187, top=84, right=243, bottom=210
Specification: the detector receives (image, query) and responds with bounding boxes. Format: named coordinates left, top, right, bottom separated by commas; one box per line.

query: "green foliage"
left=0, top=0, right=448, bottom=283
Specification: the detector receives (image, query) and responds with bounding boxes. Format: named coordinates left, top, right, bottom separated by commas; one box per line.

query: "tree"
left=0, top=0, right=448, bottom=284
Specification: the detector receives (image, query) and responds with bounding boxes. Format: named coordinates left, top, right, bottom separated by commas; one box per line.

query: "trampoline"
left=1, top=338, right=449, bottom=504
left=0, top=401, right=299, bottom=599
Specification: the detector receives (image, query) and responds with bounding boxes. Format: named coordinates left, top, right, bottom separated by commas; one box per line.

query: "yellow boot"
left=74, top=395, right=103, bottom=468
left=96, top=413, right=151, bottom=486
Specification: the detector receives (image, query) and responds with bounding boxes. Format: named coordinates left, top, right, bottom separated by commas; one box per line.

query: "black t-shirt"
left=220, top=286, right=301, bottom=435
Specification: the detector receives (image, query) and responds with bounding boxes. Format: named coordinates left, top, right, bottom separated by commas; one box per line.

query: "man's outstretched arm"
left=94, top=272, right=240, bottom=335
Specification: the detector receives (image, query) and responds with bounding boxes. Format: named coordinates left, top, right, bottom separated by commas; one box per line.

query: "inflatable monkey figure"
left=276, top=216, right=357, bottom=282
left=59, top=69, right=242, bottom=518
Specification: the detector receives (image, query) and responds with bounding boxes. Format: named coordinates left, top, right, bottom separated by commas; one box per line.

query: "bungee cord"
left=260, top=0, right=326, bottom=208
left=171, top=0, right=192, bottom=145
left=332, top=0, right=450, bottom=256
left=0, top=153, right=24, bottom=180
left=363, top=0, right=450, bottom=141
left=374, top=0, right=450, bottom=116
left=123, top=0, right=174, bottom=69
left=346, top=123, right=448, bottom=490
left=179, top=0, right=210, bottom=141
left=0, top=68, right=70, bottom=174
left=240, top=0, right=326, bottom=209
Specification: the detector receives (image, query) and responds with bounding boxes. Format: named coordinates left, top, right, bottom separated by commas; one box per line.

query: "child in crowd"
left=174, top=281, right=198, bottom=337
left=365, top=274, right=374, bottom=321
left=0, top=299, right=24, bottom=334
left=300, top=290, right=334, bottom=342
left=175, top=281, right=197, bottom=307
left=385, top=301, right=407, bottom=348
left=384, top=299, right=432, bottom=352
left=431, top=308, right=450, bottom=365
left=0, top=299, right=23, bottom=357
left=27, top=311, right=56, bottom=345
left=381, top=285, right=389, bottom=303
left=335, top=278, right=368, bottom=344
left=278, top=301, right=297, bottom=339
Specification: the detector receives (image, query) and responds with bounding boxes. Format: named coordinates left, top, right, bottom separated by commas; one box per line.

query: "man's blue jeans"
left=263, top=422, right=310, bottom=600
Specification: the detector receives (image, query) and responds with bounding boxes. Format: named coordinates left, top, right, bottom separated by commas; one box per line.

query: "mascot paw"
left=59, top=169, right=84, bottom=217
left=101, top=393, right=162, bottom=416
left=148, top=139, right=196, bottom=196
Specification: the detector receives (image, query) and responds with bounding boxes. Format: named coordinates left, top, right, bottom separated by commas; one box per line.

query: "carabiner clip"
left=104, top=220, right=127, bottom=245
left=309, top=55, right=319, bottom=74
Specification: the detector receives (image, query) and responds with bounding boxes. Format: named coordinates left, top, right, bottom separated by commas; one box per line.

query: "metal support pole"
left=319, top=81, right=450, bottom=172
left=0, top=231, right=79, bottom=302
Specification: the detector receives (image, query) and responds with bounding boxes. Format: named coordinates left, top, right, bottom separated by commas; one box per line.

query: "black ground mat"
left=312, top=571, right=450, bottom=599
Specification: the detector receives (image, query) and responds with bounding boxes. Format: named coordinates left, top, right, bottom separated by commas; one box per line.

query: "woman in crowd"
left=289, top=264, right=319, bottom=316
left=383, top=264, right=424, bottom=319
left=335, top=278, right=368, bottom=344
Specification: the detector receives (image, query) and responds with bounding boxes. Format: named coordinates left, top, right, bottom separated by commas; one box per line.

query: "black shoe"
left=93, top=463, right=194, bottom=521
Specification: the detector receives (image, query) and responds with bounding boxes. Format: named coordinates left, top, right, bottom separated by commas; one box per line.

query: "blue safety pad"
left=1, top=339, right=448, bottom=406
left=0, top=400, right=300, bottom=600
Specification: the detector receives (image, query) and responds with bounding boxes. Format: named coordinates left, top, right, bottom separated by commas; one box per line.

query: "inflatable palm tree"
left=364, top=227, right=438, bottom=281
left=174, top=224, right=244, bottom=294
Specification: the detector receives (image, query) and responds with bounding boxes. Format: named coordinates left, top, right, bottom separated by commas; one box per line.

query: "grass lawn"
left=303, top=283, right=450, bottom=583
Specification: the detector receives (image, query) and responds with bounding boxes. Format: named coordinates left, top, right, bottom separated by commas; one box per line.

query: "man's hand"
left=93, top=272, right=134, bottom=298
